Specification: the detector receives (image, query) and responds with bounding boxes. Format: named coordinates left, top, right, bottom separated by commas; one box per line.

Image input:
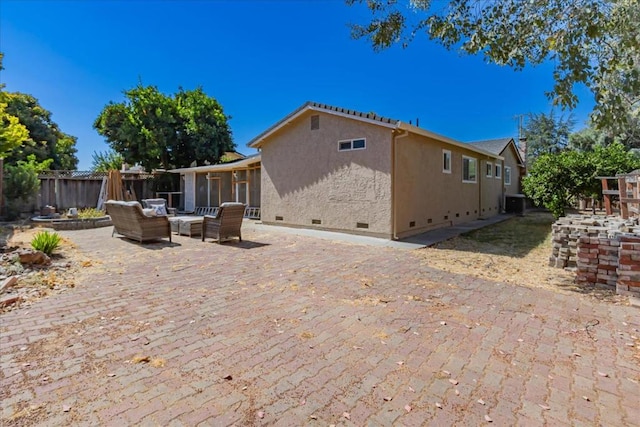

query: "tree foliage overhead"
left=347, top=0, right=640, bottom=145
left=94, top=84, right=234, bottom=171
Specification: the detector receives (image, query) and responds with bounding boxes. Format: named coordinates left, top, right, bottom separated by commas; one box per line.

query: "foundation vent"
left=312, top=219, right=321, bottom=225
left=356, top=222, right=369, bottom=229
left=275, top=215, right=284, bottom=221
left=428, top=218, right=433, bottom=224
left=409, top=221, right=415, bottom=228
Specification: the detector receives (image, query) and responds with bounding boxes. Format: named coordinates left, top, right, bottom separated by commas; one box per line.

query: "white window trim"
left=442, top=149, right=452, bottom=174
left=495, top=164, right=502, bottom=179
left=462, top=155, right=477, bottom=183
left=504, top=166, right=512, bottom=185
left=485, top=161, right=493, bottom=178
left=338, top=138, right=366, bottom=152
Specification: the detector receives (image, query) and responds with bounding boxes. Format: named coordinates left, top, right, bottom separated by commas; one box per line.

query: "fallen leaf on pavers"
left=539, top=404, right=551, bottom=410
left=435, top=403, right=442, bottom=409
left=353, top=346, right=363, bottom=350
left=407, top=295, right=423, bottom=301
left=573, top=353, right=581, bottom=357
left=300, top=331, right=314, bottom=339
left=383, top=396, right=392, bottom=401
left=440, top=321, right=447, bottom=326
left=408, top=386, right=415, bottom=392
left=449, top=379, right=459, bottom=385
left=396, top=361, right=404, bottom=366
left=374, top=331, right=389, bottom=340
left=343, top=412, right=350, bottom=420
left=132, top=355, right=151, bottom=364
left=442, top=370, right=451, bottom=376
left=257, top=411, right=264, bottom=419
left=300, top=399, right=306, bottom=405
left=223, top=374, right=233, bottom=380
left=62, top=405, right=71, bottom=412
left=405, top=405, right=412, bottom=412
left=598, top=371, right=609, bottom=377
left=455, top=389, right=460, bottom=396
left=81, top=260, right=93, bottom=267
left=485, top=415, right=493, bottom=422
left=309, top=415, right=317, bottom=420
left=477, top=399, right=486, bottom=405
left=150, top=358, right=165, bottom=368
left=107, top=373, right=116, bottom=377
left=582, top=396, right=590, bottom=401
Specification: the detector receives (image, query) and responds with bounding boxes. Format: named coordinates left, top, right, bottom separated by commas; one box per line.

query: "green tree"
left=348, top=0, right=640, bottom=143
left=91, top=149, right=124, bottom=172
left=4, top=155, right=52, bottom=219
left=522, top=111, right=574, bottom=165
left=0, top=53, right=29, bottom=158
left=94, top=84, right=234, bottom=170
left=3, top=92, right=78, bottom=169
left=522, top=143, right=640, bottom=218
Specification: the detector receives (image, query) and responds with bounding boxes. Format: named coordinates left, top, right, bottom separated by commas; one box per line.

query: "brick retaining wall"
left=550, top=215, right=640, bottom=297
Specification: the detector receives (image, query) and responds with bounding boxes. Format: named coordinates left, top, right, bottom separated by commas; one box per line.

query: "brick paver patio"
left=1, top=223, right=639, bottom=426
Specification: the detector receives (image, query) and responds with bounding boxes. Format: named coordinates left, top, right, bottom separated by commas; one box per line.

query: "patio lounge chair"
left=201, top=202, right=245, bottom=243
left=105, top=200, right=172, bottom=243
left=141, top=198, right=177, bottom=216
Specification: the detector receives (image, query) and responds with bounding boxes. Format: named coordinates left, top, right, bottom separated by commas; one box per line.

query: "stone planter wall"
left=550, top=215, right=640, bottom=297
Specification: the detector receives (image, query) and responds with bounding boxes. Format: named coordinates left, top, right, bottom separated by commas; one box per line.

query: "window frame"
left=495, top=164, right=502, bottom=179
left=504, top=166, right=512, bottom=186
left=462, top=155, right=477, bottom=183
left=338, top=138, right=366, bottom=152
left=442, top=149, right=452, bottom=174
left=485, top=161, right=493, bottom=178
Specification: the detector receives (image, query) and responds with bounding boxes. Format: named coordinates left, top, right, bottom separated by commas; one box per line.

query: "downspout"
left=392, top=128, right=410, bottom=240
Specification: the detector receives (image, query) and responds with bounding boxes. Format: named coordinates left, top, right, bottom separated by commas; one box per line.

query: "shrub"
left=31, top=230, right=62, bottom=256
left=77, top=208, right=105, bottom=219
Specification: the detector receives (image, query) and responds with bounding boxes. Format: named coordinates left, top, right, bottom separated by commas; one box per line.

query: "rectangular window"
left=495, top=164, right=502, bottom=179
left=442, top=150, right=451, bottom=173
left=462, top=156, right=477, bottom=183
left=505, top=166, right=512, bottom=185
left=485, top=162, right=493, bottom=178
left=338, top=138, right=366, bottom=151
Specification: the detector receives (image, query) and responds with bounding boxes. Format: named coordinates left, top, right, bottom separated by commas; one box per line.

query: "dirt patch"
left=0, top=226, right=97, bottom=313
left=416, top=212, right=627, bottom=303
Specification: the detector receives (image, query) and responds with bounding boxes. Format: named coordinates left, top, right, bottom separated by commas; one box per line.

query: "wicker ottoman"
left=178, top=216, right=203, bottom=237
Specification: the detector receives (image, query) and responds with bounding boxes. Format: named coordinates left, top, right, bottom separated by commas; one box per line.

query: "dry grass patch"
left=417, top=212, right=594, bottom=295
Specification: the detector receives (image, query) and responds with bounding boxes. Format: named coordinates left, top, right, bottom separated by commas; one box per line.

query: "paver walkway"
left=1, top=223, right=639, bottom=426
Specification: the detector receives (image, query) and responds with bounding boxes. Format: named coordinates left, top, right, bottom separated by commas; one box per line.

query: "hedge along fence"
left=7, top=170, right=167, bottom=216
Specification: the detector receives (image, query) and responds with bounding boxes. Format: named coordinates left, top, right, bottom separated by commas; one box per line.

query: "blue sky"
left=1, top=0, right=595, bottom=170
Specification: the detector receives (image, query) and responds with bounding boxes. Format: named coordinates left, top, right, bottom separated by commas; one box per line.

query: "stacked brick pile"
left=550, top=215, right=640, bottom=297
left=617, top=236, right=640, bottom=296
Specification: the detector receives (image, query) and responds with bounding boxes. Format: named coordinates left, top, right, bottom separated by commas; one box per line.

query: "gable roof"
left=469, top=137, right=525, bottom=166
left=168, top=153, right=261, bottom=173
left=247, top=101, right=502, bottom=159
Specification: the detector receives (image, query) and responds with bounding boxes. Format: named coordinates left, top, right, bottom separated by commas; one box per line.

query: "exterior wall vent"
left=275, top=215, right=284, bottom=221
left=456, top=213, right=460, bottom=217
left=356, top=222, right=369, bottom=229
left=428, top=218, right=432, bottom=224
left=444, top=215, right=449, bottom=220
left=409, top=221, right=415, bottom=227
left=310, top=115, right=320, bottom=130
left=312, top=219, right=321, bottom=225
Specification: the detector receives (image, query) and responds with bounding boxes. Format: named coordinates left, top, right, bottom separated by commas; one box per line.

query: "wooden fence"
left=6, top=170, right=169, bottom=216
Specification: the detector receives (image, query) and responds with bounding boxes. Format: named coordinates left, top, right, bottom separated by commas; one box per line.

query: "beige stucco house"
left=469, top=138, right=526, bottom=194
left=248, top=102, right=513, bottom=239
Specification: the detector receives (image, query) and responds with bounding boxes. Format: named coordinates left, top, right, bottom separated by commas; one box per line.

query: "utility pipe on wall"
left=392, top=128, right=410, bottom=240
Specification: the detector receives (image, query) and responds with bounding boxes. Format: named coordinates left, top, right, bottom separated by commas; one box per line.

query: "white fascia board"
left=248, top=104, right=397, bottom=149
left=397, top=122, right=504, bottom=160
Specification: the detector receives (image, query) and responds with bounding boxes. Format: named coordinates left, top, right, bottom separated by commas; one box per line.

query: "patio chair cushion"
left=150, top=204, right=168, bottom=216
left=142, top=208, right=157, bottom=217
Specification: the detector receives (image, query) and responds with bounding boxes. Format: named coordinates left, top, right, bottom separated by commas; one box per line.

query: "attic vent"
left=310, top=115, right=320, bottom=130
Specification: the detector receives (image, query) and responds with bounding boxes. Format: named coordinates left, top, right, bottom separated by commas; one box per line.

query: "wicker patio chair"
left=201, top=202, right=246, bottom=243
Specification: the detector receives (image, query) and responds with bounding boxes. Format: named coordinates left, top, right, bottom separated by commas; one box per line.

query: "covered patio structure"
left=168, top=154, right=261, bottom=219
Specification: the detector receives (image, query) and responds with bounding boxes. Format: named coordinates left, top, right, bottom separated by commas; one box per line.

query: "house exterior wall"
left=394, top=135, right=501, bottom=239
left=260, top=111, right=394, bottom=237
left=502, top=144, right=524, bottom=194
